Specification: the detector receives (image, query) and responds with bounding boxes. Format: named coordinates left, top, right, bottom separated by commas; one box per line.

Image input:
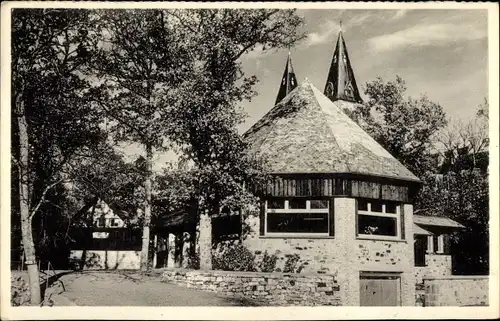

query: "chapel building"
left=241, top=28, right=423, bottom=306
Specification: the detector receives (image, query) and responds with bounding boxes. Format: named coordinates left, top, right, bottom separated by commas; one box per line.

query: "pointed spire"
left=275, top=51, right=298, bottom=105
left=324, top=27, right=363, bottom=104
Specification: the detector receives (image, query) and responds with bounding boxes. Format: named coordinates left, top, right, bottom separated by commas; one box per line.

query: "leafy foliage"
left=90, top=9, right=195, bottom=149
left=12, top=9, right=105, bottom=188
left=256, top=251, right=279, bottom=273
left=414, top=102, right=489, bottom=274
left=69, top=143, right=146, bottom=226
left=283, top=254, right=305, bottom=273
left=351, top=76, right=447, bottom=177
left=414, top=170, right=488, bottom=274
left=165, top=9, right=304, bottom=215
left=11, top=9, right=109, bottom=303
left=212, top=243, right=256, bottom=272
left=88, top=9, right=203, bottom=269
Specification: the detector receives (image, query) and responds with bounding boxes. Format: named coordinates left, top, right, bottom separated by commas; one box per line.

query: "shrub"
left=212, top=243, right=256, bottom=272
left=283, top=254, right=305, bottom=273
left=256, top=250, right=278, bottom=272
left=187, top=251, right=200, bottom=270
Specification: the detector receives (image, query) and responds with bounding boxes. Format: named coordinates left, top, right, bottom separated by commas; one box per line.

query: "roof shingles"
left=244, top=81, right=420, bottom=182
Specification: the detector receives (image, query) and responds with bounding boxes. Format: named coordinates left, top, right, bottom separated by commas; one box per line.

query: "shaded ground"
left=47, top=270, right=260, bottom=306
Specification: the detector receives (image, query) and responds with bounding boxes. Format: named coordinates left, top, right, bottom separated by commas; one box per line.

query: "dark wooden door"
left=360, top=275, right=400, bottom=306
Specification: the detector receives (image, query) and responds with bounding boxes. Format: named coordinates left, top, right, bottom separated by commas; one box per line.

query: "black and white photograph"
left=1, top=1, right=498, bottom=320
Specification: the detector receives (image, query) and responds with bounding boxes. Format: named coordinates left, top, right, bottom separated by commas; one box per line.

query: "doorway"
left=360, top=272, right=401, bottom=306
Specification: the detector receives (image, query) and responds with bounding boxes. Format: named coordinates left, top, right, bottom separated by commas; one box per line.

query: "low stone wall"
left=423, top=276, right=488, bottom=306
left=162, top=269, right=342, bottom=306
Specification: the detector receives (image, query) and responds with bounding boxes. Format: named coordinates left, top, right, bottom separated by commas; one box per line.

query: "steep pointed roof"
left=324, top=30, right=363, bottom=104
left=243, top=81, right=419, bottom=182
left=275, top=52, right=298, bottom=105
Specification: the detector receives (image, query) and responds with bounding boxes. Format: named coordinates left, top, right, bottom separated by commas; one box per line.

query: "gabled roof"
left=414, top=214, right=465, bottom=229
left=243, top=81, right=420, bottom=183
left=275, top=52, right=298, bottom=105
left=324, top=30, right=363, bottom=104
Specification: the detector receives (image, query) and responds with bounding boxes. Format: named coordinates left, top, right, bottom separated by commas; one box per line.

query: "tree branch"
left=92, top=97, right=148, bottom=143
left=29, top=178, right=65, bottom=220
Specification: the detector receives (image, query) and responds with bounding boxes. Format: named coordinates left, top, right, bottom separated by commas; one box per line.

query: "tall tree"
left=69, top=142, right=145, bottom=227
left=166, top=9, right=304, bottom=269
left=11, top=9, right=102, bottom=304
left=415, top=102, right=489, bottom=274
left=90, top=9, right=195, bottom=270
left=350, top=76, right=448, bottom=177
left=415, top=169, right=488, bottom=274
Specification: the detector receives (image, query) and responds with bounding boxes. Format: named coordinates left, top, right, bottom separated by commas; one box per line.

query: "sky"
left=239, top=8, right=489, bottom=133
left=120, top=9, right=489, bottom=172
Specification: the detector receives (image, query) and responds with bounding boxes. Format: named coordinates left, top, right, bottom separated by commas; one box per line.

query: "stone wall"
left=242, top=199, right=416, bottom=306
left=415, top=254, right=452, bottom=284
left=69, top=250, right=141, bottom=269
left=423, top=276, right=489, bottom=306
left=162, top=269, right=342, bottom=306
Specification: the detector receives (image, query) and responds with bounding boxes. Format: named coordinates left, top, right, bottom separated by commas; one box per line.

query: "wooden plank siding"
left=254, top=174, right=417, bottom=203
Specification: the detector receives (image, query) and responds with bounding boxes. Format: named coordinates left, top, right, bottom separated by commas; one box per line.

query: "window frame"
left=356, top=199, right=402, bottom=240
left=264, top=199, right=330, bottom=237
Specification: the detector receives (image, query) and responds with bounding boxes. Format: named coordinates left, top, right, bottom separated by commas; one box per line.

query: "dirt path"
left=49, top=271, right=256, bottom=306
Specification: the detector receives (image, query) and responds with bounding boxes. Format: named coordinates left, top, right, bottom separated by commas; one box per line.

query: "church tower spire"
left=275, top=51, right=298, bottom=105
left=324, top=25, right=363, bottom=104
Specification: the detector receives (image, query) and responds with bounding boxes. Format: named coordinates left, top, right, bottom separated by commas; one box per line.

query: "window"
left=437, top=235, right=444, bottom=253
left=95, top=218, right=106, bottom=227
left=426, top=235, right=433, bottom=253
left=414, top=235, right=427, bottom=267
left=357, top=199, right=401, bottom=239
left=427, top=235, right=444, bottom=254
left=110, top=218, right=120, bottom=227
left=265, top=199, right=330, bottom=235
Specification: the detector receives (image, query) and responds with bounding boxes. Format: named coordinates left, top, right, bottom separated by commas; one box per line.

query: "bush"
left=212, top=243, right=255, bottom=272
left=186, top=251, right=200, bottom=270
left=283, top=254, right=305, bottom=273
left=256, top=250, right=278, bottom=272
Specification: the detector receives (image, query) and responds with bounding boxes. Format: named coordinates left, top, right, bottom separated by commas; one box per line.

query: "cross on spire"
left=275, top=51, right=298, bottom=105
left=323, top=26, right=363, bottom=104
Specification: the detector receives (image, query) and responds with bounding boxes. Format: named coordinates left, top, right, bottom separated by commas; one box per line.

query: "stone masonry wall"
left=243, top=214, right=342, bottom=274
left=415, top=254, right=452, bottom=284
left=355, top=240, right=408, bottom=268
left=162, top=269, right=342, bottom=306
left=241, top=199, right=416, bottom=306
left=424, top=276, right=488, bottom=306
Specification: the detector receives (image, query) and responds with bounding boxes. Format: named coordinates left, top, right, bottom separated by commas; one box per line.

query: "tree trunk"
left=198, top=210, right=212, bottom=270
left=17, top=105, right=42, bottom=305
left=140, top=143, right=153, bottom=271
